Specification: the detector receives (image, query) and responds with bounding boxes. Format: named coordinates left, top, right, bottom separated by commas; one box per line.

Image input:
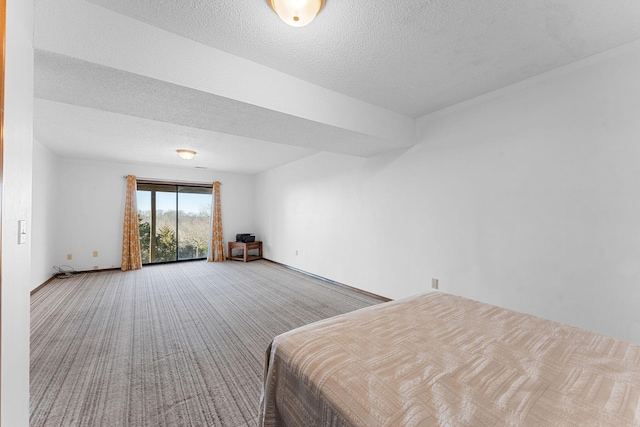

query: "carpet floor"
left=30, top=260, right=384, bottom=427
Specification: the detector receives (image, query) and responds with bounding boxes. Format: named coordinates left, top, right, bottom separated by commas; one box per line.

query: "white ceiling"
left=33, top=0, right=640, bottom=174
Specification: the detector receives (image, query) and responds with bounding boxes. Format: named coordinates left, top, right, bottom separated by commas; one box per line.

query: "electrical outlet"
left=93, top=265, right=99, bottom=270
left=431, top=278, right=439, bottom=289
left=295, top=250, right=298, bottom=256
left=93, top=251, right=99, bottom=257
left=67, top=254, right=73, bottom=260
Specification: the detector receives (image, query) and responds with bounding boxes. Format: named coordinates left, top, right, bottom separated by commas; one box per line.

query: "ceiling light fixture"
left=268, top=0, right=325, bottom=27
left=176, top=149, right=197, bottom=160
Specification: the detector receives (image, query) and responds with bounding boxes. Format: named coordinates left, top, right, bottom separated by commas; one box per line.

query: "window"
left=136, top=183, right=212, bottom=264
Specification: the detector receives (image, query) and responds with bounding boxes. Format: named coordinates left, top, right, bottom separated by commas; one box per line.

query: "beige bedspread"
left=259, top=292, right=640, bottom=426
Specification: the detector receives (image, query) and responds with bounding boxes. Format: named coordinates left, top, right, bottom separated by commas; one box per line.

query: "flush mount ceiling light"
left=269, top=0, right=325, bottom=27
left=176, top=149, right=197, bottom=160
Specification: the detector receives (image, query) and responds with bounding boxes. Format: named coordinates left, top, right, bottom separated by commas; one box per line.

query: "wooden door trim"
left=1, top=0, right=7, bottom=418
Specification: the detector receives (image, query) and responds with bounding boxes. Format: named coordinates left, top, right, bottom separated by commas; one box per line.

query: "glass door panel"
left=178, top=187, right=212, bottom=260
left=154, top=190, right=178, bottom=262
left=136, top=190, right=152, bottom=263
left=137, top=183, right=212, bottom=264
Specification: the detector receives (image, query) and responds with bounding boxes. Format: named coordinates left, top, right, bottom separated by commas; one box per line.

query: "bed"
left=259, top=292, right=640, bottom=426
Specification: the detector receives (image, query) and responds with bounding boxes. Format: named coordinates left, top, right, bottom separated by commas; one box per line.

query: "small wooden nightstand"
left=228, top=241, right=263, bottom=262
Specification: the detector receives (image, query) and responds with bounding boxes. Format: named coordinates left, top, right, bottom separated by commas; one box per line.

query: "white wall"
left=52, top=159, right=255, bottom=272
left=255, top=39, right=640, bottom=342
left=1, top=0, right=34, bottom=424
left=31, top=139, right=59, bottom=290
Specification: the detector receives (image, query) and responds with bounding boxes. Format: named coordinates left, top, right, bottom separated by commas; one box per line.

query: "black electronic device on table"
left=236, top=234, right=256, bottom=243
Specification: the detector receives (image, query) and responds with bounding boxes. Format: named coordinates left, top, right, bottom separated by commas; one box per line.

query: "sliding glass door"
left=137, top=183, right=212, bottom=264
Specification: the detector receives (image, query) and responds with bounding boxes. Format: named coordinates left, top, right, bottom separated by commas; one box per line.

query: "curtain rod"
left=123, top=176, right=221, bottom=186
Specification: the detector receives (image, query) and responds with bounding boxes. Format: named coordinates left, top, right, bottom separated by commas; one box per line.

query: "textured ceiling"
left=86, top=0, right=640, bottom=117
left=35, top=51, right=397, bottom=158
left=33, top=0, right=640, bottom=174
left=34, top=99, right=315, bottom=174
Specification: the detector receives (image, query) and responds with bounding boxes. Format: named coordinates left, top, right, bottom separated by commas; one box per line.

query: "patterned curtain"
left=121, top=175, right=142, bottom=271
left=208, top=181, right=226, bottom=262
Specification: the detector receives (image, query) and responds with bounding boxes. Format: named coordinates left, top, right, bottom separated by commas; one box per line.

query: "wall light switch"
left=18, top=220, right=27, bottom=245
